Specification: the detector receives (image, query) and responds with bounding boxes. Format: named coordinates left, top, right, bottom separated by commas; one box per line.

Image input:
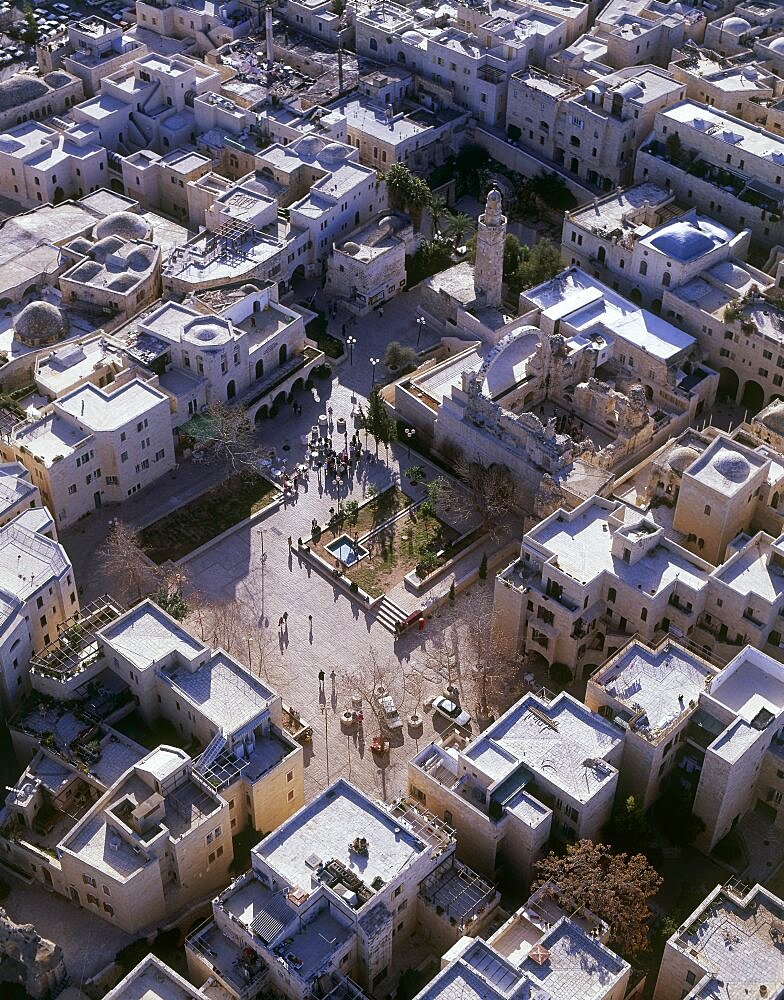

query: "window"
left=82, top=875, right=96, bottom=887
left=686, top=972, right=696, bottom=986
left=287, top=789, right=295, bottom=801
left=121, top=451, right=128, bottom=463
left=286, top=770, right=294, bottom=782
left=68, top=484, right=77, bottom=495
left=704, top=504, right=711, bottom=516
left=639, top=261, right=648, bottom=276
left=641, top=607, right=648, bottom=621
left=607, top=587, right=616, bottom=603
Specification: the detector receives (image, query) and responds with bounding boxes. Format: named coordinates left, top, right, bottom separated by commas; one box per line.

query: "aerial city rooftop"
left=0, top=0, right=783, bottom=997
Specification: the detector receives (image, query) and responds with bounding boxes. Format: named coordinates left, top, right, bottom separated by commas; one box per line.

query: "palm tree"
left=443, top=212, right=475, bottom=249
left=430, top=195, right=448, bottom=235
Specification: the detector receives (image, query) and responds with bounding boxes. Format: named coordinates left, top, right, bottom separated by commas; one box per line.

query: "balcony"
left=236, top=346, right=323, bottom=410
left=186, top=918, right=269, bottom=1000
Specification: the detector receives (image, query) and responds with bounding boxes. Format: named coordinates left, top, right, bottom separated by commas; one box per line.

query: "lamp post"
left=346, top=335, right=356, bottom=366
left=416, top=315, right=426, bottom=348
left=370, top=356, right=380, bottom=386
left=404, top=426, right=415, bottom=459
left=333, top=476, right=344, bottom=515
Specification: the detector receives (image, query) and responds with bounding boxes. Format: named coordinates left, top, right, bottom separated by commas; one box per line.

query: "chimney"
left=265, top=5, right=274, bottom=70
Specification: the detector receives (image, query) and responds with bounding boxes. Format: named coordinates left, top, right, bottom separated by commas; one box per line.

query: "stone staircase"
left=374, top=595, right=409, bottom=634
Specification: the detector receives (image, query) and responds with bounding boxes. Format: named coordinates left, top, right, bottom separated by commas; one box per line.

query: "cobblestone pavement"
left=2, top=875, right=134, bottom=984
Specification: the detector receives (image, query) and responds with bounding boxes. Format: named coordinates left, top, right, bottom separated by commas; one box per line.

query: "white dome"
left=184, top=317, right=231, bottom=347
left=713, top=453, right=751, bottom=483
left=723, top=16, right=751, bottom=32
left=769, top=35, right=784, bottom=52
left=667, top=445, right=699, bottom=473
left=93, top=211, right=150, bottom=242
left=649, top=221, right=715, bottom=262
left=297, top=136, right=322, bottom=159
left=320, top=142, right=348, bottom=164
left=617, top=80, right=644, bottom=99
left=14, top=301, right=68, bottom=347
left=761, top=402, right=784, bottom=434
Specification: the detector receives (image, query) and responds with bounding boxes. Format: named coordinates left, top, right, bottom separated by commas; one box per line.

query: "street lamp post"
left=416, top=316, right=426, bottom=348
left=404, top=426, right=415, bottom=459
left=346, top=335, right=356, bottom=366
left=370, top=357, right=380, bottom=386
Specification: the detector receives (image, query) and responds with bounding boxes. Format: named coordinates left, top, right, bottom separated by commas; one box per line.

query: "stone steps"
left=374, top=595, right=408, bottom=634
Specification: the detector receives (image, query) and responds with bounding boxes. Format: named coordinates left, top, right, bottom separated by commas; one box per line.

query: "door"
left=93, top=490, right=102, bottom=508
left=69, top=886, right=80, bottom=903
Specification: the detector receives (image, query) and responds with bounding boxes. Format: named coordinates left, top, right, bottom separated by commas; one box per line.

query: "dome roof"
left=713, top=453, right=751, bottom=483
left=617, top=80, right=644, bottom=99
left=342, top=241, right=360, bottom=255
left=43, top=71, right=73, bottom=89
left=761, top=402, right=784, bottom=434
left=709, top=260, right=749, bottom=288
left=724, top=15, right=751, bottom=31
left=93, top=211, right=150, bottom=242
left=14, top=301, right=68, bottom=347
left=769, top=35, right=784, bottom=52
left=126, top=247, right=155, bottom=271
left=320, top=142, right=348, bottom=164
left=667, top=445, right=699, bottom=473
left=649, top=221, right=715, bottom=262
left=90, top=235, right=125, bottom=261
left=0, top=75, right=49, bottom=113
left=241, top=283, right=260, bottom=294
left=297, top=136, right=322, bottom=159
left=184, top=316, right=231, bottom=347
left=66, top=237, right=93, bottom=255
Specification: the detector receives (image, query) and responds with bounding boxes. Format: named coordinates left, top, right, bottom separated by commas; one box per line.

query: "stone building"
left=0, top=909, right=67, bottom=998
left=186, top=779, right=498, bottom=1000
left=653, top=882, right=784, bottom=1000
left=474, top=188, right=506, bottom=308
left=325, top=213, right=411, bottom=315
left=0, top=71, right=83, bottom=132
left=506, top=65, right=685, bottom=190
left=409, top=690, right=622, bottom=884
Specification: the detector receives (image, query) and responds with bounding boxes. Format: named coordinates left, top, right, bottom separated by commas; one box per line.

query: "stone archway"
left=741, top=379, right=764, bottom=414
left=718, top=366, right=740, bottom=403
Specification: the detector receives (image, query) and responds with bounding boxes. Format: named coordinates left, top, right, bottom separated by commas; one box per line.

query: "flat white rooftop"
left=253, top=779, right=426, bottom=892
left=520, top=921, right=628, bottom=1000
left=672, top=885, right=784, bottom=987
left=100, top=600, right=205, bottom=671
left=527, top=500, right=708, bottom=593
left=0, top=520, right=68, bottom=603
left=709, top=647, right=784, bottom=722
left=660, top=100, right=784, bottom=163
left=56, top=378, right=166, bottom=432
left=464, top=692, right=621, bottom=802
left=595, top=640, right=715, bottom=737
left=162, top=651, right=274, bottom=736
left=525, top=267, right=694, bottom=361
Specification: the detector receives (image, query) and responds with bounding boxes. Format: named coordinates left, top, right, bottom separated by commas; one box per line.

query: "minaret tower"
left=474, top=186, right=506, bottom=308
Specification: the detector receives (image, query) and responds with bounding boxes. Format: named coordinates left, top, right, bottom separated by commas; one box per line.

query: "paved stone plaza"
left=62, top=291, right=529, bottom=804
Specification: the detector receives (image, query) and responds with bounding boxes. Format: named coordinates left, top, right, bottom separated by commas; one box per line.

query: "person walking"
left=283, top=611, right=289, bottom=624
left=308, top=614, right=313, bottom=627
left=318, top=668, right=325, bottom=688
left=287, top=535, right=293, bottom=549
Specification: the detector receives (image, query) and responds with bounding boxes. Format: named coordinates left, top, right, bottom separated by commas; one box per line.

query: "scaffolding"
left=417, top=855, right=497, bottom=928
left=389, top=798, right=455, bottom=857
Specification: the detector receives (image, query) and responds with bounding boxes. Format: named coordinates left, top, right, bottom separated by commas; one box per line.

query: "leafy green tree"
left=455, top=143, right=491, bottom=193
left=604, top=795, right=651, bottom=854
left=508, top=238, right=563, bottom=296
left=529, top=171, right=577, bottom=211
left=384, top=340, right=418, bottom=373
left=344, top=499, right=359, bottom=531
left=653, top=777, right=706, bottom=846
left=405, top=465, right=426, bottom=485
left=406, top=239, right=453, bottom=284
left=533, top=841, right=662, bottom=958
left=363, top=385, right=396, bottom=456
left=503, top=233, right=524, bottom=278
left=152, top=587, right=189, bottom=621
left=384, top=163, right=432, bottom=222
left=665, top=131, right=686, bottom=167
left=478, top=552, right=488, bottom=580
left=22, top=2, right=38, bottom=42
left=430, top=194, right=448, bottom=234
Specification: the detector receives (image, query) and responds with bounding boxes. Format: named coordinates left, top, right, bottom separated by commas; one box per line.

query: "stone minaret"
left=474, top=186, right=506, bottom=308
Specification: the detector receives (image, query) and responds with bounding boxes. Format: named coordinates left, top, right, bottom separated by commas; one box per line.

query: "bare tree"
left=201, top=401, right=266, bottom=475
left=99, top=520, right=161, bottom=603
left=403, top=667, right=427, bottom=722
left=339, top=647, right=399, bottom=739
left=428, top=455, right=517, bottom=538
left=191, top=598, right=251, bottom=656
left=460, top=604, right=520, bottom=719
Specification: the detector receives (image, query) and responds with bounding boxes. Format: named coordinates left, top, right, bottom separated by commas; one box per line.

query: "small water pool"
left=326, top=534, right=368, bottom=567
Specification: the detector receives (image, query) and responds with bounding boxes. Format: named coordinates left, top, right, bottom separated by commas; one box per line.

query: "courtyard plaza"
left=61, top=288, right=530, bottom=804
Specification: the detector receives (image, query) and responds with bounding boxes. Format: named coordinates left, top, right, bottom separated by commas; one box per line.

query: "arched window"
left=662, top=271, right=671, bottom=287
left=639, top=260, right=648, bottom=276
left=369, top=37, right=378, bottom=50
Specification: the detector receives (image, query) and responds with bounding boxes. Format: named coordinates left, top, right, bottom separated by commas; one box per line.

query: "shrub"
left=449, top=580, right=455, bottom=602
left=478, top=553, right=488, bottom=580
left=315, top=363, right=332, bottom=379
